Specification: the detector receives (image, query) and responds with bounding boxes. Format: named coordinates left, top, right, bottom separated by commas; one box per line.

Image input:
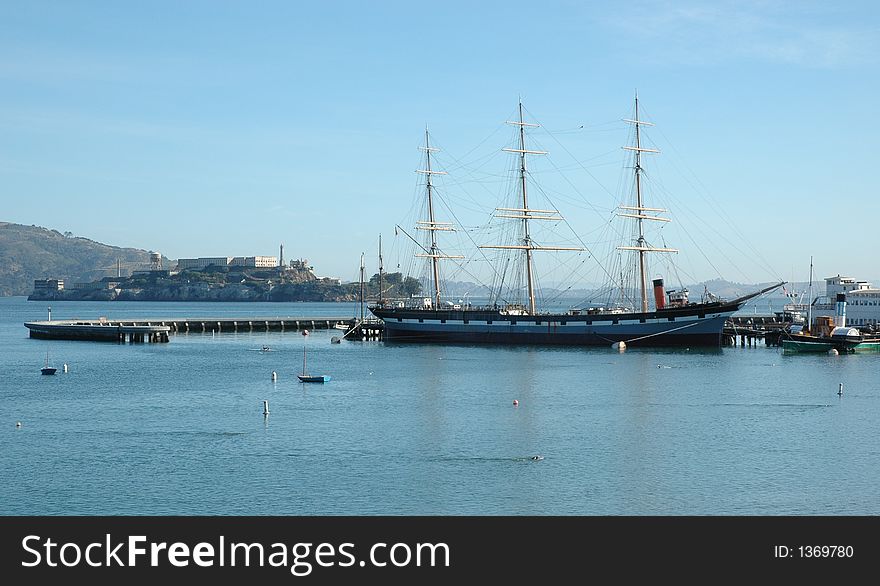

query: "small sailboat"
left=41, top=350, right=56, bottom=375
left=297, top=329, right=330, bottom=383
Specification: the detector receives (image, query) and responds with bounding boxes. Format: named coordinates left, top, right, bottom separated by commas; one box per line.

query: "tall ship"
left=370, top=98, right=781, bottom=347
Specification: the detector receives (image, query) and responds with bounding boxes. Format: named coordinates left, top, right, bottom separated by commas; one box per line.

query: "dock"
left=24, top=316, right=353, bottom=343
left=723, top=315, right=791, bottom=347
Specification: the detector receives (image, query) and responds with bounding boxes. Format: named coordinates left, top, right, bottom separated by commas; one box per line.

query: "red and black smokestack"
left=653, top=278, right=666, bottom=310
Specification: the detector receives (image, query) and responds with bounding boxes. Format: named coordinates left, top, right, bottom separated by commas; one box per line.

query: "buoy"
left=828, top=348, right=839, bottom=356
left=612, top=341, right=626, bottom=351
left=513, top=399, right=519, bottom=406
left=838, top=383, right=843, bottom=396
left=331, top=336, right=341, bottom=344
left=271, top=371, right=277, bottom=381
left=302, top=329, right=309, bottom=336
left=63, top=363, right=68, bottom=373
left=262, top=400, right=270, bottom=415
left=15, top=422, right=21, bottom=428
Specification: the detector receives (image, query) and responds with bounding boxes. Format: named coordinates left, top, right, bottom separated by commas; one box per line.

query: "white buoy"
left=271, top=371, right=277, bottom=381
left=63, top=363, right=69, bottom=373
left=262, top=400, right=270, bottom=415
left=828, top=348, right=839, bottom=356
left=612, top=341, right=626, bottom=352
left=838, top=383, right=843, bottom=396
left=15, top=421, right=21, bottom=428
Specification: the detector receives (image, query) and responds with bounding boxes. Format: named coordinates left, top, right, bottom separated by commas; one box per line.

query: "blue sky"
left=2, top=0, right=878, bottom=286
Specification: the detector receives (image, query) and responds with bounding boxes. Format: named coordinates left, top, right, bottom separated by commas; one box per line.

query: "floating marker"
left=838, top=383, right=843, bottom=396
left=15, top=422, right=21, bottom=428
left=262, top=400, right=270, bottom=415
left=513, top=399, right=519, bottom=406
left=828, top=348, right=839, bottom=356
left=63, top=363, right=68, bottom=373
left=271, top=371, right=277, bottom=381
left=331, top=336, right=341, bottom=344
left=612, top=341, right=626, bottom=352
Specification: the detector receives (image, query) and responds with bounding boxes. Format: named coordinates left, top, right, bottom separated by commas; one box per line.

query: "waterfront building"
left=812, top=275, right=880, bottom=327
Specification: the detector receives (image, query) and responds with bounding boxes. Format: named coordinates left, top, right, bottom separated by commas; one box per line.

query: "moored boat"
left=782, top=293, right=880, bottom=354
left=371, top=98, right=782, bottom=347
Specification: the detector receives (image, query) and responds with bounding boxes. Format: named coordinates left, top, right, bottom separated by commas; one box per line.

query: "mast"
left=378, top=234, right=383, bottom=306
left=414, top=129, right=461, bottom=308
left=807, top=255, right=813, bottom=332
left=633, top=96, right=648, bottom=313
left=480, top=101, right=582, bottom=314
left=618, top=93, right=677, bottom=312
left=425, top=129, right=442, bottom=307
left=359, top=252, right=365, bottom=322
left=302, top=335, right=307, bottom=375
left=514, top=102, right=537, bottom=314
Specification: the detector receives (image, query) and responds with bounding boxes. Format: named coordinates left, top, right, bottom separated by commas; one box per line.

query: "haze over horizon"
left=3, top=1, right=878, bottom=286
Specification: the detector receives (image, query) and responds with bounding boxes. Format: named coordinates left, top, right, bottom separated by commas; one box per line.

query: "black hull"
left=371, top=300, right=746, bottom=347
left=380, top=328, right=723, bottom=347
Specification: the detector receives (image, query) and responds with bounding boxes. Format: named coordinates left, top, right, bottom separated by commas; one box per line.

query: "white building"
left=177, top=257, right=233, bottom=271
left=177, top=256, right=279, bottom=271
left=812, top=275, right=880, bottom=327
left=229, top=256, right=278, bottom=268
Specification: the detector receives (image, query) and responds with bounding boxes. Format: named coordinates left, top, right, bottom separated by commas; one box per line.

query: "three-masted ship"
left=370, top=99, right=781, bottom=347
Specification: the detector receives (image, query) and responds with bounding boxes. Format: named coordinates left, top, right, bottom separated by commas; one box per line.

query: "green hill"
left=0, top=222, right=157, bottom=296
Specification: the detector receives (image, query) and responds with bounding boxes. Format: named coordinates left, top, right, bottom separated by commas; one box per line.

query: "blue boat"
left=41, top=350, right=56, bottom=375
left=297, top=374, right=331, bottom=383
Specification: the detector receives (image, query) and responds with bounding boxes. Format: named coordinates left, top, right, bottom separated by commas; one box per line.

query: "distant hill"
left=0, top=222, right=160, bottom=296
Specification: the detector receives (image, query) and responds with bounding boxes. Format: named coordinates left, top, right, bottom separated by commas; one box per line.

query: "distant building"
left=33, top=279, right=64, bottom=292
left=290, top=259, right=311, bottom=270
left=177, top=257, right=233, bottom=271
left=71, top=280, right=120, bottom=291
left=229, top=256, right=278, bottom=268
left=177, top=256, right=278, bottom=271
left=812, top=275, right=880, bottom=327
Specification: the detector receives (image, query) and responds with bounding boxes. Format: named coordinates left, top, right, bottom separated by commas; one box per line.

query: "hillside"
left=0, top=222, right=157, bottom=296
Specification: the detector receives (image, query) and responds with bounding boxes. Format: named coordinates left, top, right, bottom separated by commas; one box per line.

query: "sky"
left=2, top=0, right=878, bottom=286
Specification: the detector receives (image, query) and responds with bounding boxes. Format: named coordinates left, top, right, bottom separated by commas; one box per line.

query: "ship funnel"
left=835, top=293, right=846, bottom=327
left=653, top=278, right=666, bottom=310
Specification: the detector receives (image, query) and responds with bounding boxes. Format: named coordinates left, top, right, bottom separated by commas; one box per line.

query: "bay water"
left=2, top=297, right=877, bottom=515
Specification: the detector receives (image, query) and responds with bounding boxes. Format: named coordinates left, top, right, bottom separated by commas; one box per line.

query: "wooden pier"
left=723, top=315, right=791, bottom=347
left=24, top=316, right=352, bottom=343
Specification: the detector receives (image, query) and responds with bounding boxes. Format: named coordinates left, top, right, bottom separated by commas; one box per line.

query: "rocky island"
left=29, top=256, right=421, bottom=303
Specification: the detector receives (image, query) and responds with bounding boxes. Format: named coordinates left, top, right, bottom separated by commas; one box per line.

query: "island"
left=29, top=255, right=421, bottom=303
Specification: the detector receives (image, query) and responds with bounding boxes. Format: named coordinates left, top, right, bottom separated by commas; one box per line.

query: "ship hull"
left=371, top=303, right=740, bottom=347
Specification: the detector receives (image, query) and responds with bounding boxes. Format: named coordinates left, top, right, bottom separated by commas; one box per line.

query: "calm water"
left=2, top=296, right=878, bottom=515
